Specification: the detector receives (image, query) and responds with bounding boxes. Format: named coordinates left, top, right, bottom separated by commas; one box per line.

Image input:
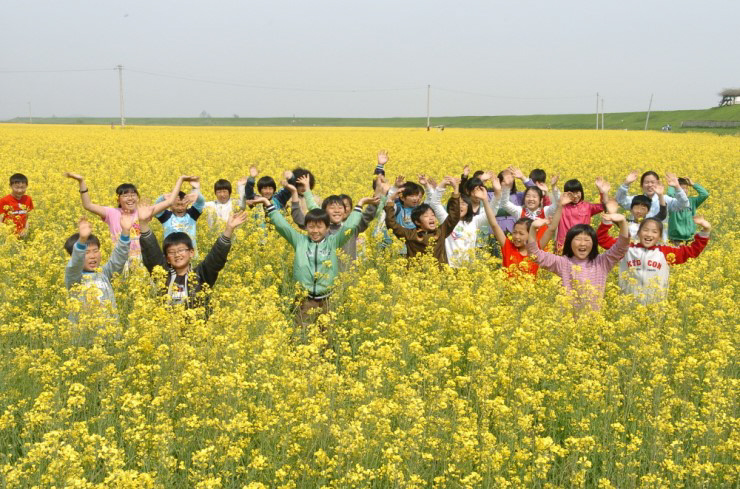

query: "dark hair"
left=291, top=168, right=316, bottom=190
left=513, top=217, right=533, bottom=233
left=563, top=179, right=584, bottom=200
left=177, top=191, right=187, bottom=199
left=10, top=173, right=28, bottom=185
left=411, top=203, right=434, bottom=227
left=638, top=217, right=663, bottom=235
left=64, top=233, right=101, bottom=255
left=257, top=176, right=276, bottom=192
left=449, top=193, right=474, bottom=223
left=497, top=172, right=517, bottom=194
left=401, top=181, right=424, bottom=199
left=640, top=171, right=660, bottom=186
left=523, top=186, right=544, bottom=206
left=322, top=195, right=345, bottom=211
left=630, top=195, right=652, bottom=209
left=464, top=177, right=485, bottom=196
left=563, top=224, right=598, bottom=261
left=472, top=170, right=485, bottom=179
left=214, top=179, right=232, bottom=195
left=305, top=208, right=330, bottom=227
left=163, top=232, right=194, bottom=254
left=529, top=169, right=546, bottom=184
left=338, top=194, right=353, bottom=209
left=678, top=177, right=690, bottom=187
left=115, top=183, right=139, bottom=196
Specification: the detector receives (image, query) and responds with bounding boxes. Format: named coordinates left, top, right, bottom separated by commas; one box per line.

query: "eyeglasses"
left=166, top=247, right=191, bottom=257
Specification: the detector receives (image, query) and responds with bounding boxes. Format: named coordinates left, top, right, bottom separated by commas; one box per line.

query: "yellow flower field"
left=0, top=125, right=737, bottom=488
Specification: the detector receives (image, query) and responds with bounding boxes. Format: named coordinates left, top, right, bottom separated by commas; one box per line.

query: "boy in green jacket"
left=667, top=177, right=709, bottom=244
left=252, top=193, right=378, bottom=325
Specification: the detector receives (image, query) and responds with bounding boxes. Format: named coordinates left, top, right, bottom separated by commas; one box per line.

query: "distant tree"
left=233, top=114, right=239, bottom=118
left=200, top=110, right=211, bottom=118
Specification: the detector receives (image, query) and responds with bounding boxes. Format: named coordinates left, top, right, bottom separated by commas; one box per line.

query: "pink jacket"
left=556, top=201, right=604, bottom=250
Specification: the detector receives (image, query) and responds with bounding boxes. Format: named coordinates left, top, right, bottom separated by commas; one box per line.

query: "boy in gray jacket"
left=64, top=214, right=132, bottom=315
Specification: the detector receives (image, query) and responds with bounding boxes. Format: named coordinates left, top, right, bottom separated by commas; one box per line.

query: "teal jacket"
left=268, top=203, right=363, bottom=298
left=667, top=183, right=709, bottom=241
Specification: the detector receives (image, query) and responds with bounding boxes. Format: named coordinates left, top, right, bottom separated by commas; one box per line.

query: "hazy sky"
left=1, top=0, right=738, bottom=119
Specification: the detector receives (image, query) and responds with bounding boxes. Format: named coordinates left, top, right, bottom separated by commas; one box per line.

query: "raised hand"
left=535, top=181, right=549, bottom=193
left=394, top=175, right=405, bottom=188
left=283, top=170, right=294, bottom=181
left=684, top=177, right=693, bottom=187
left=64, top=172, right=84, bottom=182
left=181, top=175, right=199, bottom=183
left=491, top=175, right=502, bottom=194
left=664, top=172, right=679, bottom=188
left=550, top=174, right=559, bottom=187
left=182, top=193, right=198, bottom=206
left=602, top=213, right=626, bottom=223
left=462, top=165, right=470, bottom=177
left=693, top=215, right=710, bottom=232
left=249, top=166, right=259, bottom=178
left=624, top=170, right=639, bottom=185
left=654, top=182, right=665, bottom=196
left=137, top=204, right=154, bottom=224
left=375, top=174, right=391, bottom=196
left=418, top=174, right=428, bottom=186
left=120, top=212, right=134, bottom=234
left=281, top=180, right=297, bottom=195
left=78, top=218, right=92, bottom=241
left=449, top=177, right=461, bottom=194
left=296, top=174, right=311, bottom=190
left=427, top=177, right=438, bottom=189
left=604, top=197, right=619, bottom=215
left=237, top=176, right=248, bottom=187
left=471, top=186, right=488, bottom=201
left=501, top=171, right=514, bottom=188
left=560, top=192, right=574, bottom=206
left=531, top=218, right=550, bottom=229
left=250, top=196, right=271, bottom=207
left=377, top=150, right=389, bottom=166
left=189, top=178, right=201, bottom=191
left=595, top=177, right=611, bottom=195
left=479, top=171, right=493, bottom=182
left=357, top=196, right=381, bottom=207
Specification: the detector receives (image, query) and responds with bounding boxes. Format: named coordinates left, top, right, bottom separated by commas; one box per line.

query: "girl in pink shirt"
left=527, top=213, right=630, bottom=311
left=555, top=178, right=611, bottom=250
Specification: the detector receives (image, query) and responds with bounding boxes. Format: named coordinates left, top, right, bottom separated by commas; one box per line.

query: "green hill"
left=4, top=105, right=740, bottom=133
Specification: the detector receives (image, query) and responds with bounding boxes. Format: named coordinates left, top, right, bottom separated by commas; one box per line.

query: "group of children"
left=0, top=156, right=712, bottom=323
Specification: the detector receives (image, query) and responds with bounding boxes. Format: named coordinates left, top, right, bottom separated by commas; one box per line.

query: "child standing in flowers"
left=597, top=215, right=710, bottom=304
left=137, top=204, right=247, bottom=309
left=527, top=211, right=630, bottom=310
left=0, top=173, right=33, bottom=238
left=65, top=173, right=195, bottom=264
left=667, top=177, right=710, bottom=244
left=251, top=193, right=376, bottom=325
left=239, top=166, right=293, bottom=211
left=64, top=214, right=132, bottom=315
left=554, top=177, right=611, bottom=250
left=204, top=179, right=236, bottom=227
left=154, top=177, right=205, bottom=254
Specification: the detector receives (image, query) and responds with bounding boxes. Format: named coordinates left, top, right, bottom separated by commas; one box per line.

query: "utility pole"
left=117, top=65, right=126, bottom=128
left=426, top=84, right=431, bottom=131
left=600, top=97, right=605, bottom=130
left=28, top=101, right=32, bottom=124
left=596, top=92, right=599, bottom=129
left=644, top=93, right=653, bottom=131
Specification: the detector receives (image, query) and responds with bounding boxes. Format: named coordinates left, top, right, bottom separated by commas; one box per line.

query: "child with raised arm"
left=64, top=214, right=132, bottom=316
left=65, top=173, right=194, bottom=264
left=554, top=177, right=611, bottom=251
left=251, top=193, right=372, bottom=324
left=154, top=177, right=205, bottom=253
left=527, top=212, right=630, bottom=311
left=204, top=179, right=236, bottom=227
left=240, top=166, right=293, bottom=211
left=597, top=215, right=710, bottom=304
left=138, top=204, right=247, bottom=310
left=385, top=178, right=461, bottom=265
left=0, top=173, right=33, bottom=238
left=667, top=177, right=710, bottom=244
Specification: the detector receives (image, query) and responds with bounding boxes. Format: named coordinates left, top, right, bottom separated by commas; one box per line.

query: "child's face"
left=415, top=209, right=437, bottom=231
left=306, top=220, right=329, bottom=242
left=118, top=190, right=139, bottom=212
left=680, top=184, right=690, bottom=195
left=259, top=187, right=275, bottom=200
left=523, top=189, right=541, bottom=211
left=631, top=204, right=649, bottom=221
left=10, top=182, right=27, bottom=199
left=637, top=220, right=661, bottom=248
left=570, top=191, right=583, bottom=204
left=171, top=197, right=188, bottom=216
left=341, top=198, right=352, bottom=218
left=325, top=202, right=345, bottom=225
left=511, top=223, right=529, bottom=248
left=83, top=245, right=102, bottom=271
left=401, top=192, right=422, bottom=208
left=166, top=244, right=194, bottom=270
left=215, top=189, right=230, bottom=204
left=570, top=232, right=593, bottom=260
left=641, top=175, right=659, bottom=197
left=459, top=199, right=469, bottom=217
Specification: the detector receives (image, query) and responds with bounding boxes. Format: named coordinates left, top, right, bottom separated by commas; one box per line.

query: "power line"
left=0, top=68, right=114, bottom=74
left=434, top=86, right=592, bottom=100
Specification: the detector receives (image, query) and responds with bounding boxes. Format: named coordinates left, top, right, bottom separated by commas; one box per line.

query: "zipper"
left=312, top=242, right=318, bottom=297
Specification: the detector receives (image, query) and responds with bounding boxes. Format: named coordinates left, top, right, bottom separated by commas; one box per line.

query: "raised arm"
left=137, top=204, right=168, bottom=273
left=196, top=211, right=247, bottom=287
left=64, top=173, right=108, bottom=219
left=538, top=191, right=571, bottom=249
left=102, top=212, right=132, bottom=279
left=439, top=178, right=462, bottom=238
left=660, top=216, right=711, bottom=265
left=616, top=170, right=638, bottom=210
left=664, top=173, right=690, bottom=212
left=527, top=218, right=569, bottom=272
left=257, top=196, right=302, bottom=249
left=384, top=191, right=415, bottom=240
left=596, top=213, right=630, bottom=269
left=475, top=186, right=506, bottom=247
left=151, top=175, right=195, bottom=216
left=64, top=218, right=92, bottom=289
left=654, top=182, right=668, bottom=221
left=690, top=180, right=709, bottom=207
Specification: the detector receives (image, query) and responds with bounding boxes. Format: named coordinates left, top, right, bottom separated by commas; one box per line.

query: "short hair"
left=322, top=195, right=345, bottom=211
left=529, top=169, right=546, bottom=183
left=630, top=195, right=652, bottom=209
left=563, top=179, right=584, bottom=199
left=10, top=173, right=28, bottom=185
left=305, top=208, right=330, bottom=227
left=450, top=193, right=474, bottom=223
left=339, top=194, right=353, bottom=209
left=291, top=168, right=316, bottom=189
left=638, top=217, right=663, bottom=235
left=523, top=186, right=544, bottom=204
left=177, top=191, right=187, bottom=199
left=64, top=233, right=100, bottom=255
left=497, top=171, right=517, bottom=194
left=162, top=232, right=194, bottom=254
left=115, top=183, right=139, bottom=196
left=401, top=181, right=424, bottom=198
left=513, top=217, right=533, bottom=233
left=563, top=224, right=599, bottom=261
left=411, top=203, right=434, bottom=227
left=640, top=171, right=660, bottom=185
left=678, top=177, right=690, bottom=187
left=214, top=179, right=232, bottom=194
left=472, top=170, right=485, bottom=179
left=257, top=176, right=276, bottom=192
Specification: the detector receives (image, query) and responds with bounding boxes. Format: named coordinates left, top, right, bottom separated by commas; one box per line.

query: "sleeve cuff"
left=265, top=204, right=277, bottom=214
left=353, top=205, right=363, bottom=213
left=698, top=231, right=710, bottom=238
left=119, top=234, right=130, bottom=242
left=74, top=242, right=87, bottom=251
left=140, top=229, right=153, bottom=238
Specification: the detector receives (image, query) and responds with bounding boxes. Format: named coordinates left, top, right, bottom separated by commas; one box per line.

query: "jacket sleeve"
left=154, top=195, right=168, bottom=221
left=196, top=235, right=232, bottom=288
left=665, top=186, right=689, bottom=212
left=589, top=202, right=605, bottom=216
left=544, top=187, right=560, bottom=217
left=655, top=203, right=667, bottom=221
left=596, top=222, right=617, bottom=250
left=499, top=187, right=522, bottom=217
left=693, top=183, right=709, bottom=208
left=427, top=187, right=449, bottom=222
left=356, top=203, right=377, bottom=234
left=273, top=188, right=292, bottom=209
left=267, top=205, right=301, bottom=248
left=64, top=242, right=87, bottom=289
left=191, top=193, right=206, bottom=215
left=596, top=234, right=630, bottom=270
left=374, top=164, right=385, bottom=176
left=440, top=194, right=461, bottom=238
left=334, top=206, right=364, bottom=248
left=526, top=240, right=569, bottom=274
left=140, top=229, right=168, bottom=274
left=616, top=184, right=633, bottom=210
left=659, top=233, right=709, bottom=265
left=303, top=190, right=320, bottom=211
left=384, top=202, right=415, bottom=240
left=102, top=234, right=131, bottom=280
left=291, top=200, right=306, bottom=228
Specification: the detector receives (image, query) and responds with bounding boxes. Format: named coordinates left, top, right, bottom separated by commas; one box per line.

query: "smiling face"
left=325, top=202, right=345, bottom=225
left=631, top=203, right=649, bottom=221
left=259, top=186, right=275, bottom=200
left=638, top=220, right=661, bottom=248
left=10, top=182, right=27, bottom=199
left=511, top=222, right=530, bottom=249
left=171, top=196, right=188, bottom=216
left=570, top=191, right=583, bottom=204
left=83, top=245, right=102, bottom=271
left=401, top=192, right=422, bottom=208
left=306, top=220, right=329, bottom=242
left=118, top=190, right=139, bottom=212
left=165, top=244, right=195, bottom=272
left=215, top=189, right=230, bottom=204
left=641, top=174, right=659, bottom=197
left=570, top=232, right=594, bottom=260
left=341, top=198, right=352, bottom=219
left=523, top=188, right=542, bottom=211
left=415, top=208, right=437, bottom=231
